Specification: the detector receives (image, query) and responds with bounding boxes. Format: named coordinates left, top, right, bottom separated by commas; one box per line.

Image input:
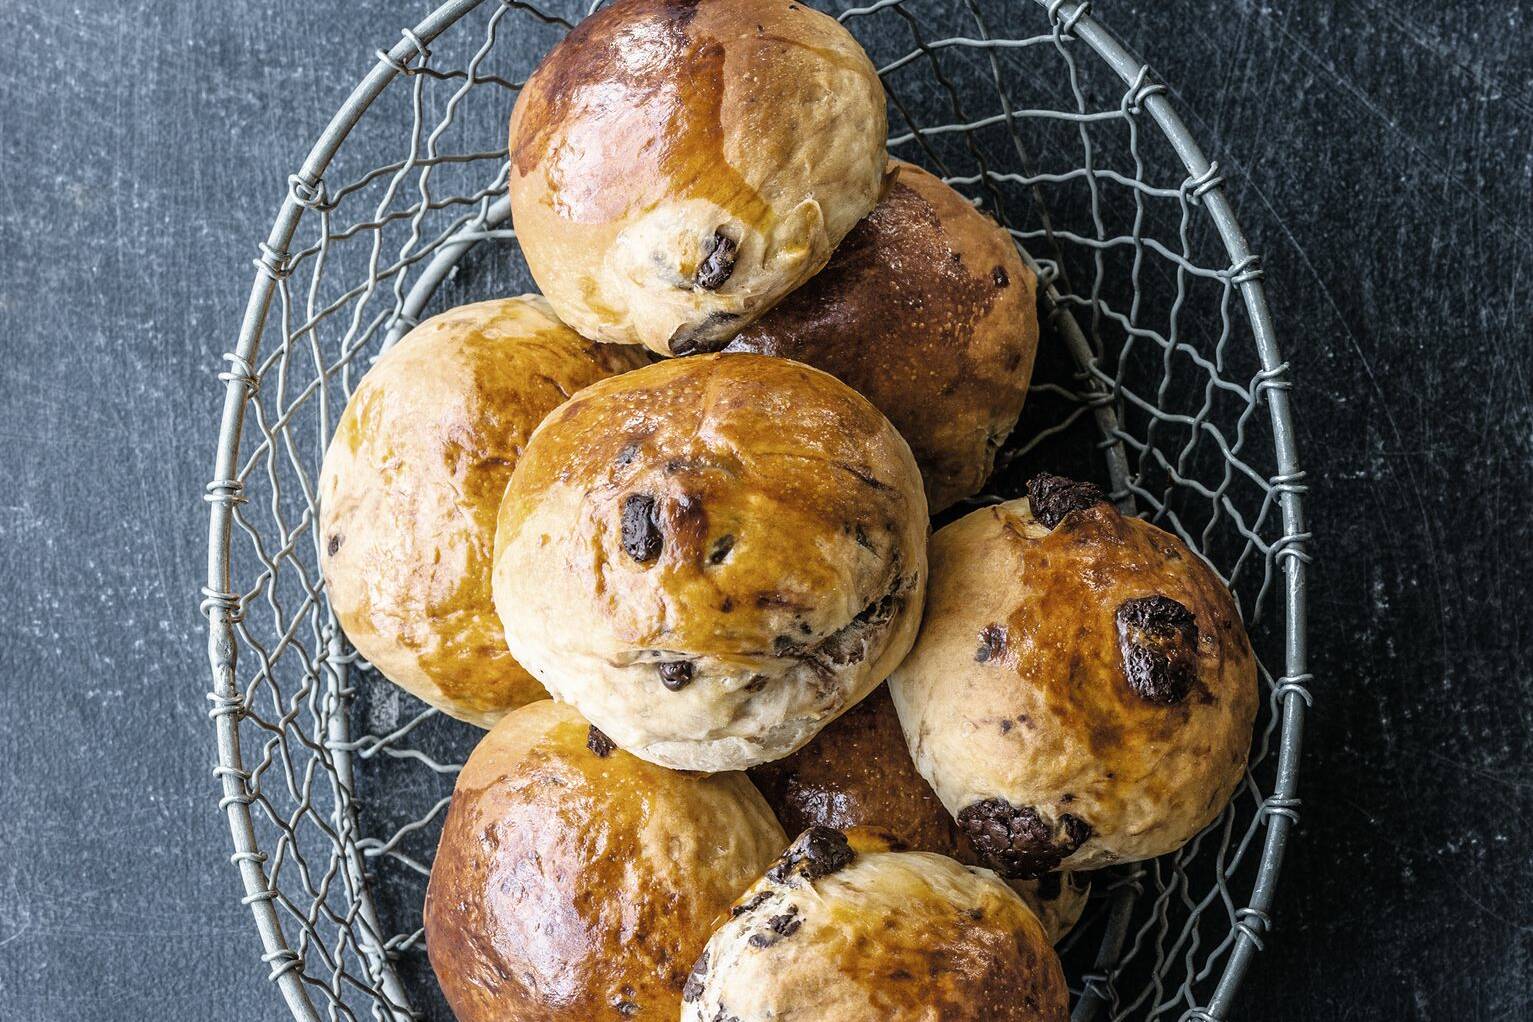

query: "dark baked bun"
left=424, top=700, right=786, bottom=1022
left=491, top=352, right=928, bottom=771
left=725, top=158, right=1038, bottom=510
left=889, top=476, right=1258, bottom=874
left=749, top=684, right=1088, bottom=942
left=748, top=684, right=963, bottom=857
left=317, top=297, right=646, bottom=726
left=681, top=827, right=1069, bottom=1021
left=507, top=0, right=887, bottom=356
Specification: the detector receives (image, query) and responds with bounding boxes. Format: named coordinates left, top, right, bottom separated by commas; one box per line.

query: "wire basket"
left=202, top=1, right=1311, bottom=1019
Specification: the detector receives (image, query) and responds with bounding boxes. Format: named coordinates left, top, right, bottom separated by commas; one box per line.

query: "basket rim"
left=202, top=2, right=1311, bottom=1020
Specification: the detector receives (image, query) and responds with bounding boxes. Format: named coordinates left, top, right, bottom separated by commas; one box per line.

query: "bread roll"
left=682, top=826, right=1069, bottom=1021
left=889, top=475, right=1258, bottom=874
left=507, top=0, right=887, bottom=355
left=318, top=297, right=645, bottom=726
left=491, top=352, right=928, bottom=771
left=727, top=159, right=1038, bottom=510
left=424, top=700, right=786, bottom=1021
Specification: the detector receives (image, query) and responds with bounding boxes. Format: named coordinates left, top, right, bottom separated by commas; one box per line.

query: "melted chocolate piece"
left=586, top=726, right=616, bottom=758
left=992, top=265, right=1009, bottom=287
left=326, top=534, right=342, bottom=556
left=620, top=493, right=662, bottom=563
left=956, top=798, right=1091, bottom=879
left=1116, top=594, right=1199, bottom=704
left=731, top=891, right=772, bottom=918
left=682, top=950, right=708, bottom=1002
left=658, top=660, right=695, bottom=691
left=1026, top=472, right=1108, bottom=529
left=668, top=313, right=739, bottom=356
left=748, top=907, right=802, bottom=948
left=708, top=534, right=735, bottom=564
left=694, top=230, right=738, bottom=290
left=975, top=623, right=1007, bottom=663
left=766, top=826, right=855, bottom=885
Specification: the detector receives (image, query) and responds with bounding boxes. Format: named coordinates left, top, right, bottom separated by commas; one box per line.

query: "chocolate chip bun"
left=318, top=297, right=646, bottom=726
left=889, top=475, right=1258, bottom=875
left=507, top=0, right=887, bottom=356
left=681, top=827, right=1069, bottom=1022
left=749, top=684, right=1088, bottom=943
left=424, top=700, right=786, bottom=1022
left=726, top=158, right=1038, bottom=511
left=491, top=352, right=928, bottom=771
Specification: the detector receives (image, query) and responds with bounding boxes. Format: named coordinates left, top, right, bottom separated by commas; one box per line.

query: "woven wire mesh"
left=202, top=1, right=1312, bottom=1020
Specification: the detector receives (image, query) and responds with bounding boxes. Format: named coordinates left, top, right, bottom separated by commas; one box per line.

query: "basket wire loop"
left=205, top=2, right=1309, bottom=1019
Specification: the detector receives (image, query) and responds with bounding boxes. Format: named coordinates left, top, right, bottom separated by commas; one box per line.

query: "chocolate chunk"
left=992, top=265, right=1009, bottom=287
left=975, top=624, right=1007, bottom=663
left=731, top=891, right=772, bottom=918
left=767, top=826, right=855, bottom=885
left=694, top=231, right=738, bottom=291
left=708, top=534, right=735, bottom=564
left=326, top=534, right=342, bottom=556
left=682, top=950, right=708, bottom=1002
left=1116, top=595, right=1199, bottom=704
left=658, top=660, right=694, bottom=691
left=1026, top=472, right=1108, bottom=529
left=956, top=798, right=1091, bottom=879
left=748, top=907, right=802, bottom=948
left=621, top=493, right=662, bottom=563
left=668, top=325, right=731, bottom=357
left=586, top=726, right=616, bottom=758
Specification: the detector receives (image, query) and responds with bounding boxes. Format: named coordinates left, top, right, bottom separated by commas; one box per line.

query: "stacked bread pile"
left=317, top=2, right=1257, bottom=1018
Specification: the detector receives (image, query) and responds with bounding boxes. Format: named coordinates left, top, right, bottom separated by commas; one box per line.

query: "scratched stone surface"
left=0, top=1, right=1529, bottom=1018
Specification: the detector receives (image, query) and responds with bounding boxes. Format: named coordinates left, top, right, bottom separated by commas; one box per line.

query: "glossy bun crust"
left=318, top=297, right=646, bottom=727
left=749, top=684, right=1089, bottom=943
left=682, top=827, right=1069, bottom=1022
left=491, top=353, right=928, bottom=771
left=727, top=159, right=1038, bottom=511
left=748, top=684, right=963, bottom=857
left=507, top=0, right=887, bottom=355
left=424, top=701, right=786, bottom=1022
left=890, top=481, right=1258, bottom=874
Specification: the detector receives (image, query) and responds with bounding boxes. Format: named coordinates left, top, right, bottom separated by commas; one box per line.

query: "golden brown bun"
left=748, top=684, right=966, bottom=858
left=749, top=684, right=1089, bottom=942
left=508, top=0, right=887, bottom=355
left=889, top=477, right=1258, bottom=874
left=424, top=700, right=786, bottom=1022
left=682, top=826, right=1069, bottom=1021
left=318, top=297, right=646, bottom=727
left=726, top=159, right=1038, bottom=511
left=491, top=352, right=928, bottom=771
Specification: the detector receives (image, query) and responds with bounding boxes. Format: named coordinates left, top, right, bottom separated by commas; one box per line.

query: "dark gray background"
left=2, top=0, right=1529, bottom=1018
